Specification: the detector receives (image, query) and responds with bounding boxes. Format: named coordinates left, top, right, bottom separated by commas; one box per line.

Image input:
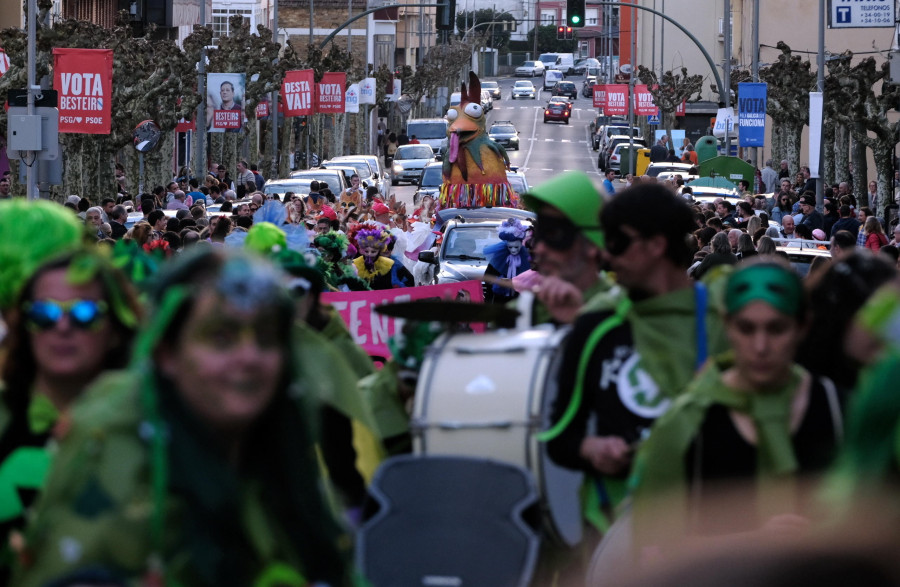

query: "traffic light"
left=567, top=0, right=585, bottom=27
left=557, top=25, right=565, bottom=40
left=566, top=26, right=574, bottom=40
left=436, top=0, right=456, bottom=31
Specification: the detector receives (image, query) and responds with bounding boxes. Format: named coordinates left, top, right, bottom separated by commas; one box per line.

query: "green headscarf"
left=725, top=262, right=803, bottom=318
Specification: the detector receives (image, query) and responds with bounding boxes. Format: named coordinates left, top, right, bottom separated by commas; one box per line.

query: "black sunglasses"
left=534, top=216, right=579, bottom=251
left=604, top=230, right=638, bottom=256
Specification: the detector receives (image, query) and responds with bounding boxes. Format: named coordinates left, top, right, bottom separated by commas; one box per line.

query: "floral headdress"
left=354, top=225, right=391, bottom=252
left=497, top=218, right=528, bottom=242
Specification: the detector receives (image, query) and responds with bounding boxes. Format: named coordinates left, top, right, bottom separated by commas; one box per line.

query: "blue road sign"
left=836, top=6, right=851, bottom=23
left=647, top=114, right=660, bottom=125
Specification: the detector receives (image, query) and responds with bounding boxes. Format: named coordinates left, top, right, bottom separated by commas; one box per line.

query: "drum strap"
left=694, top=282, right=708, bottom=372
left=536, top=296, right=632, bottom=443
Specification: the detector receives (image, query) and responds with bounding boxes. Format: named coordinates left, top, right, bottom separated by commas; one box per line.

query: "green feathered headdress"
left=0, top=199, right=83, bottom=309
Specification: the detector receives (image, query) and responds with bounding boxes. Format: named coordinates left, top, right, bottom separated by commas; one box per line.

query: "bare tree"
left=637, top=66, right=704, bottom=146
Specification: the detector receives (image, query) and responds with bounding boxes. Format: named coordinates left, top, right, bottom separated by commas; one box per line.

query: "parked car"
left=581, top=79, right=595, bottom=98
left=645, top=162, right=697, bottom=177
left=544, top=102, right=570, bottom=124
left=481, top=89, right=493, bottom=112
left=391, top=144, right=436, bottom=185
left=515, top=60, right=545, bottom=77
left=414, top=162, right=443, bottom=205
left=481, top=80, right=501, bottom=100
left=506, top=169, right=530, bottom=195
left=263, top=178, right=317, bottom=200
left=512, top=80, right=537, bottom=100
left=607, top=140, right=648, bottom=174
left=287, top=169, right=350, bottom=195
left=489, top=121, right=520, bottom=151
left=573, top=57, right=601, bottom=75
left=589, top=115, right=627, bottom=150
left=598, top=124, right=640, bottom=153
left=600, top=136, right=647, bottom=171
left=327, top=155, right=390, bottom=199
left=554, top=81, right=578, bottom=99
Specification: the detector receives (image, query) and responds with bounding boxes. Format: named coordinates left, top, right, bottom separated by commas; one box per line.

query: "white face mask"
left=507, top=240, right=522, bottom=255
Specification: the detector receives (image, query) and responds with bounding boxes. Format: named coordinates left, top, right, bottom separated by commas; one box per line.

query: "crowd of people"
left=1, top=156, right=900, bottom=586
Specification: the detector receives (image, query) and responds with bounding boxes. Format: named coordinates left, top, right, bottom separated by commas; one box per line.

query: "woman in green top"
left=15, top=249, right=352, bottom=586
left=630, top=260, right=843, bottom=559
left=0, top=249, right=140, bottom=581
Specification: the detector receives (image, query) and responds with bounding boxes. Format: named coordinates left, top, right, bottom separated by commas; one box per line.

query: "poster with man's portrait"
left=207, top=73, right=246, bottom=133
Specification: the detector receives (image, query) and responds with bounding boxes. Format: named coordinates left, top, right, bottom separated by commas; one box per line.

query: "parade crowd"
left=1, top=152, right=900, bottom=586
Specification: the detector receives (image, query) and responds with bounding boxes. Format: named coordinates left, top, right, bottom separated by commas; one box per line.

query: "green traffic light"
left=571, top=15, right=581, bottom=23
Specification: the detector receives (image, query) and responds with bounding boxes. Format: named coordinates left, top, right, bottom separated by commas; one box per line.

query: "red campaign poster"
left=256, top=101, right=269, bottom=118
left=603, top=84, right=628, bottom=116
left=316, top=72, right=346, bottom=114
left=175, top=117, right=195, bottom=132
left=633, top=84, right=659, bottom=116
left=53, top=48, right=113, bottom=134
left=592, top=85, right=606, bottom=109
left=281, top=69, right=314, bottom=116
left=675, top=99, right=686, bottom=117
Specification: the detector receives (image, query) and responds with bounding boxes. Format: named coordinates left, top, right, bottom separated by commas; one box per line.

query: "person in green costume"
left=0, top=249, right=140, bottom=583
left=627, top=259, right=843, bottom=569
left=14, top=249, right=354, bottom=587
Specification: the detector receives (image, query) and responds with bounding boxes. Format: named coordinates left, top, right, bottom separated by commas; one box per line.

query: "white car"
left=391, top=144, right=436, bottom=185
left=512, top=80, right=537, bottom=100
left=515, top=60, right=545, bottom=77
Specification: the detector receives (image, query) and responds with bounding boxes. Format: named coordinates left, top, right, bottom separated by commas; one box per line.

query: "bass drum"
left=411, top=327, right=584, bottom=547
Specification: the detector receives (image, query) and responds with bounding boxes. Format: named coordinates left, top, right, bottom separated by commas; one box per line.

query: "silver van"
left=543, top=70, right=564, bottom=91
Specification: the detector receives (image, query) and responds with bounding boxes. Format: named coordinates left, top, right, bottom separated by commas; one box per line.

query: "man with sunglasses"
left=546, top=182, right=728, bottom=531
left=520, top=171, right=611, bottom=326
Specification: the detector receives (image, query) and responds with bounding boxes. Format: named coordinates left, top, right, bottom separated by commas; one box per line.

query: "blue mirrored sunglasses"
left=24, top=299, right=109, bottom=331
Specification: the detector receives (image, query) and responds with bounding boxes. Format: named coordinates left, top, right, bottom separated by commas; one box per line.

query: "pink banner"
left=322, top=281, right=485, bottom=359
left=316, top=72, right=346, bottom=114
left=592, top=85, right=605, bottom=109
left=603, top=84, right=628, bottom=116
left=282, top=69, right=314, bottom=116
left=633, top=84, right=659, bottom=116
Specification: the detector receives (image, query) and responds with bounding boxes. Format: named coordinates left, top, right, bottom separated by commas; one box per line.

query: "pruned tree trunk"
left=823, top=118, right=835, bottom=187
left=834, top=124, right=850, bottom=186
left=852, top=124, right=867, bottom=206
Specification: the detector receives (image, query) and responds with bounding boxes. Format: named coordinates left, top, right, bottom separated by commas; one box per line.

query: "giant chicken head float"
left=440, top=71, right=518, bottom=209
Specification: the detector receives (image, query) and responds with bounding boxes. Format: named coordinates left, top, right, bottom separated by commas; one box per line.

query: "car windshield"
left=396, top=146, right=434, bottom=160
left=407, top=122, right=447, bottom=139
left=444, top=226, right=497, bottom=260
left=482, top=82, right=499, bottom=89
left=292, top=173, right=341, bottom=193
left=507, top=174, right=527, bottom=194
left=522, top=61, right=536, bottom=67
left=420, top=166, right=443, bottom=187
left=515, top=81, right=532, bottom=88
left=491, top=125, right=516, bottom=134
left=559, top=83, right=575, bottom=89
left=325, top=161, right=371, bottom=178
left=265, top=180, right=313, bottom=196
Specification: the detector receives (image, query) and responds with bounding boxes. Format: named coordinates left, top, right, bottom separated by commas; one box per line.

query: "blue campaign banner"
left=738, top=83, right=766, bottom=147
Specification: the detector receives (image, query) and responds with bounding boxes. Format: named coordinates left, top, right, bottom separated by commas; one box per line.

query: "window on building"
left=586, top=8, right=598, bottom=25
left=212, top=8, right=251, bottom=42
left=540, top=10, right=555, bottom=25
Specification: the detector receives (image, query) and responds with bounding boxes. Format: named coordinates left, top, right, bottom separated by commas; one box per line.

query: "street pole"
left=272, top=0, right=279, bottom=178
left=651, top=0, right=656, bottom=74
left=196, top=0, right=207, bottom=181
left=659, top=0, right=664, bottom=73
left=816, top=0, right=825, bottom=208
left=628, top=0, right=635, bottom=176
left=723, top=0, right=731, bottom=156
left=750, top=0, right=759, bottom=168
left=26, top=0, right=36, bottom=200
left=533, top=0, right=539, bottom=59
left=307, top=0, right=313, bottom=169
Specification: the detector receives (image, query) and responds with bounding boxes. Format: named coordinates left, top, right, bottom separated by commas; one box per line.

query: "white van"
left=407, top=118, right=449, bottom=153
left=543, top=69, right=564, bottom=91
left=538, top=52, right=575, bottom=75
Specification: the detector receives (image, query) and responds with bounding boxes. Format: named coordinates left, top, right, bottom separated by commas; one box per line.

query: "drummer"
left=520, top=171, right=615, bottom=325
left=544, top=182, right=729, bottom=529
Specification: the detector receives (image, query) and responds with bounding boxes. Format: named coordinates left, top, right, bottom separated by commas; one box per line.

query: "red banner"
left=256, top=101, right=269, bottom=118
left=175, top=117, right=195, bottom=132
left=53, top=48, right=113, bottom=134
left=675, top=99, right=686, bottom=117
left=592, top=85, right=606, bottom=109
left=281, top=69, right=314, bottom=116
left=322, top=281, right=485, bottom=359
left=633, top=84, right=659, bottom=116
left=316, top=72, right=346, bottom=114
left=603, top=84, right=628, bottom=116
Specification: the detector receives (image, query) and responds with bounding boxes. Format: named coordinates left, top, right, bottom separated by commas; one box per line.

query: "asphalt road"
left=390, top=74, right=602, bottom=210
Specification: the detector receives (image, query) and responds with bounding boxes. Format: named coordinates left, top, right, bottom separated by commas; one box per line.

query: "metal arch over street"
left=594, top=1, right=727, bottom=103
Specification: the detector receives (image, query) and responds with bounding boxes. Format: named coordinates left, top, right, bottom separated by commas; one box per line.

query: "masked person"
left=628, top=260, right=843, bottom=567
left=483, top=218, right=532, bottom=304
left=351, top=223, right=413, bottom=290
left=14, top=249, right=353, bottom=587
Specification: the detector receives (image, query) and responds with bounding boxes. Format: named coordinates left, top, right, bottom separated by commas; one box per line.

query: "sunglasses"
left=533, top=216, right=578, bottom=251
left=249, top=205, right=259, bottom=212
left=24, top=299, right=109, bottom=331
left=604, top=230, right=642, bottom=256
